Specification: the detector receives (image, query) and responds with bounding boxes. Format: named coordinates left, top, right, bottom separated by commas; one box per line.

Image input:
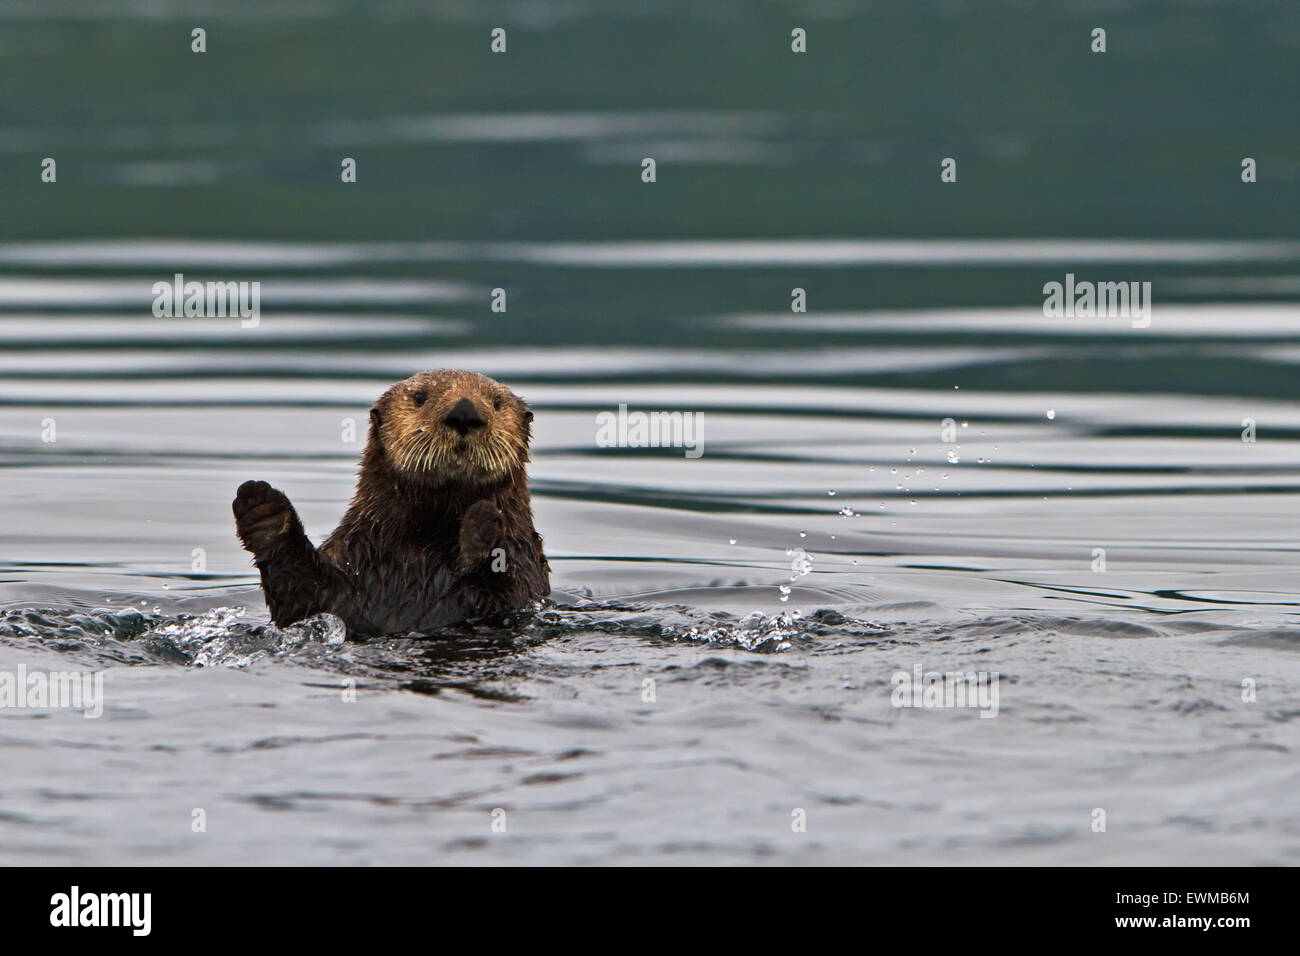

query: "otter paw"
left=233, top=480, right=299, bottom=555
left=458, top=499, right=503, bottom=567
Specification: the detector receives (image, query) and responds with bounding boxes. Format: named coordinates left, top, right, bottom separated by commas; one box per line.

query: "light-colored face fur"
left=371, top=370, right=532, bottom=486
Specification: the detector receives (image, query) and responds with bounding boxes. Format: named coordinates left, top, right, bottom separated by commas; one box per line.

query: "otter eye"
left=493, top=397, right=502, bottom=411
left=412, top=391, right=427, bottom=407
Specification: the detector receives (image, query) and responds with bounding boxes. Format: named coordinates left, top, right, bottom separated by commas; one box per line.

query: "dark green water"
left=3, top=2, right=1298, bottom=358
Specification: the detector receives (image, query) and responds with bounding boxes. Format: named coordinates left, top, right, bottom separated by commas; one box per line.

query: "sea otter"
left=232, top=370, right=550, bottom=637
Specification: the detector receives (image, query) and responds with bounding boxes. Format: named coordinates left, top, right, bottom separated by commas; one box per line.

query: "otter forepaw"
left=233, top=479, right=302, bottom=556
left=458, top=499, right=503, bottom=570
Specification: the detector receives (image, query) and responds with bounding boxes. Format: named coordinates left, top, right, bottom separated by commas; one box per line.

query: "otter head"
left=369, top=370, right=533, bottom=487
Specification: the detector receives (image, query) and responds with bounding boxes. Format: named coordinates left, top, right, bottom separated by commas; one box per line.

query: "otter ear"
left=369, top=406, right=382, bottom=427
left=523, top=409, right=533, bottom=423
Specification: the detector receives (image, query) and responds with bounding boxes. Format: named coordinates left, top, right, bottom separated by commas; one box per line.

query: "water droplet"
left=728, top=538, right=736, bottom=545
left=1046, top=409, right=1055, bottom=420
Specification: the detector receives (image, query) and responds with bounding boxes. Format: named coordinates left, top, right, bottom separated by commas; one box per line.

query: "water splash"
left=143, top=608, right=347, bottom=668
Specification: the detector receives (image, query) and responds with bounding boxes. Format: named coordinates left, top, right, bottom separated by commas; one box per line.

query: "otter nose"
left=444, top=397, right=486, bottom=436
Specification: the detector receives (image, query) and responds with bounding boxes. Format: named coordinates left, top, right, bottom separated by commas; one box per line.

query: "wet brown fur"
left=232, top=370, right=550, bottom=637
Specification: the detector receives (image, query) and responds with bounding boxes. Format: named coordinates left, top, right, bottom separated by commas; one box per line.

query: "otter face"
left=371, top=370, right=533, bottom=486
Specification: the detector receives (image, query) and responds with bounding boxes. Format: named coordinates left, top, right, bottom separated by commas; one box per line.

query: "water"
left=2, top=0, right=1300, bottom=865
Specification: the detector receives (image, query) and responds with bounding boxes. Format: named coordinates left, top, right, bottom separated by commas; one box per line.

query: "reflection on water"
left=1, top=0, right=1299, bottom=865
